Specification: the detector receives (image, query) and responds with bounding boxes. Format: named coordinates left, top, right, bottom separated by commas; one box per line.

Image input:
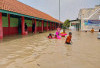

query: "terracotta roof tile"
left=0, top=0, right=63, bottom=23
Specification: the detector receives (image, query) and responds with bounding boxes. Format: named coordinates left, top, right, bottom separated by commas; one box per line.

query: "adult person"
left=32, top=22, right=35, bottom=33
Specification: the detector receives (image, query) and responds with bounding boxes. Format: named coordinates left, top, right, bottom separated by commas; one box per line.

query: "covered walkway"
left=0, top=0, right=63, bottom=39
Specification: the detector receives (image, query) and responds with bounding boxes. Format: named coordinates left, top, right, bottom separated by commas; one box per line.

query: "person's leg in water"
left=65, top=42, right=71, bottom=44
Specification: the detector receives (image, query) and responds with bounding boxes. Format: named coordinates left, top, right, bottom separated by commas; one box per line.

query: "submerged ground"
left=0, top=30, right=100, bottom=68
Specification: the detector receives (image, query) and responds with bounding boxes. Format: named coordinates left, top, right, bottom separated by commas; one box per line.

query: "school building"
left=0, top=0, right=63, bottom=39
left=78, top=5, right=100, bottom=31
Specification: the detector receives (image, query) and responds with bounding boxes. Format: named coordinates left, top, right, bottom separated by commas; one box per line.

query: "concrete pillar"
left=21, top=16, right=25, bottom=35
left=0, top=12, right=3, bottom=39
left=8, top=14, right=10, bottom=35
left=47, top=21, right=48, bottom=31
left=34, top=19, right=37, bottom=33
left=41, top=20, right=44, bottom=32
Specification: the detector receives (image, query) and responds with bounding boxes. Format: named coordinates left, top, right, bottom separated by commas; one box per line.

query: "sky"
left=18, top=0, right=100, bottom=22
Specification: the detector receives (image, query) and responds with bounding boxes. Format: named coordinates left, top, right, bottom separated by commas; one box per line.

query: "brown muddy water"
left=0, top=30, right=100, bottom=68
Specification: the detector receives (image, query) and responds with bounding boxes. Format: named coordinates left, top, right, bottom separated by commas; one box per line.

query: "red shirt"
left=48, top=36, right=52, bottom=39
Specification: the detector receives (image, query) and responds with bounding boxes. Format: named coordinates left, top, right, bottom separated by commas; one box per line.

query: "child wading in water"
left=91, top=28, right=94, bottom=33
left=65, top=32, right=72, bottom=44
left=54, top=35, right=57, bottom=39
left=48, top=33, right=52, bottom=39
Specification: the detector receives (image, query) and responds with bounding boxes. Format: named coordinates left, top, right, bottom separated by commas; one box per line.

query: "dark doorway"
left=18, top=18, right=22, bottom=34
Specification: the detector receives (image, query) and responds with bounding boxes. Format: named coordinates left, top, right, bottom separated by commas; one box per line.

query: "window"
left=2, top=13, right=7, bottom=17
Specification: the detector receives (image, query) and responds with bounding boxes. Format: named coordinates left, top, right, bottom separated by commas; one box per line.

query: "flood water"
left=0, top=30, right=100, bottom=68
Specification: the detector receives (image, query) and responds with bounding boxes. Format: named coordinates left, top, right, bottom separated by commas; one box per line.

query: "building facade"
left=78, top=5, right=100, bottom=31
left=70, top=20, right=80, bottom=31
left=0, top=0, right=63, bottom=39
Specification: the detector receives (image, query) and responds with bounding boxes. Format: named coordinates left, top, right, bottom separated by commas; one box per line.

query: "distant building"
left=69, top=20, right=80, bottom=31
left=78, top=5, right=100, bottom=31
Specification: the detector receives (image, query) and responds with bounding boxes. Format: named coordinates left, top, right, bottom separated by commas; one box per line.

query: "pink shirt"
left=57, top=28, right=61, bottom=32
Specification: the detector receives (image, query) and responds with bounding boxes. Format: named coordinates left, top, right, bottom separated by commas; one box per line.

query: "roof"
left=0, top=0, right=63, bottom=23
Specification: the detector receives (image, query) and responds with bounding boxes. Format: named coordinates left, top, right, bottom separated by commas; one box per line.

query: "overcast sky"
left=18, top=0, right=100, bottom=22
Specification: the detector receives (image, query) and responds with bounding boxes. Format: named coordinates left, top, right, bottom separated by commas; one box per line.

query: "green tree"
left=62, top=19, right=70, bottom=29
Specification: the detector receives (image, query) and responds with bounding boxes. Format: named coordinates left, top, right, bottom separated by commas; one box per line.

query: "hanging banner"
left=88, top=20, right=100, bottom=26
left=84, top=20, right=100, bottom=31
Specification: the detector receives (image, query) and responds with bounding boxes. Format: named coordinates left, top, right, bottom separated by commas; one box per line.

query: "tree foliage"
left=62, top=19, right=70, bottom=29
